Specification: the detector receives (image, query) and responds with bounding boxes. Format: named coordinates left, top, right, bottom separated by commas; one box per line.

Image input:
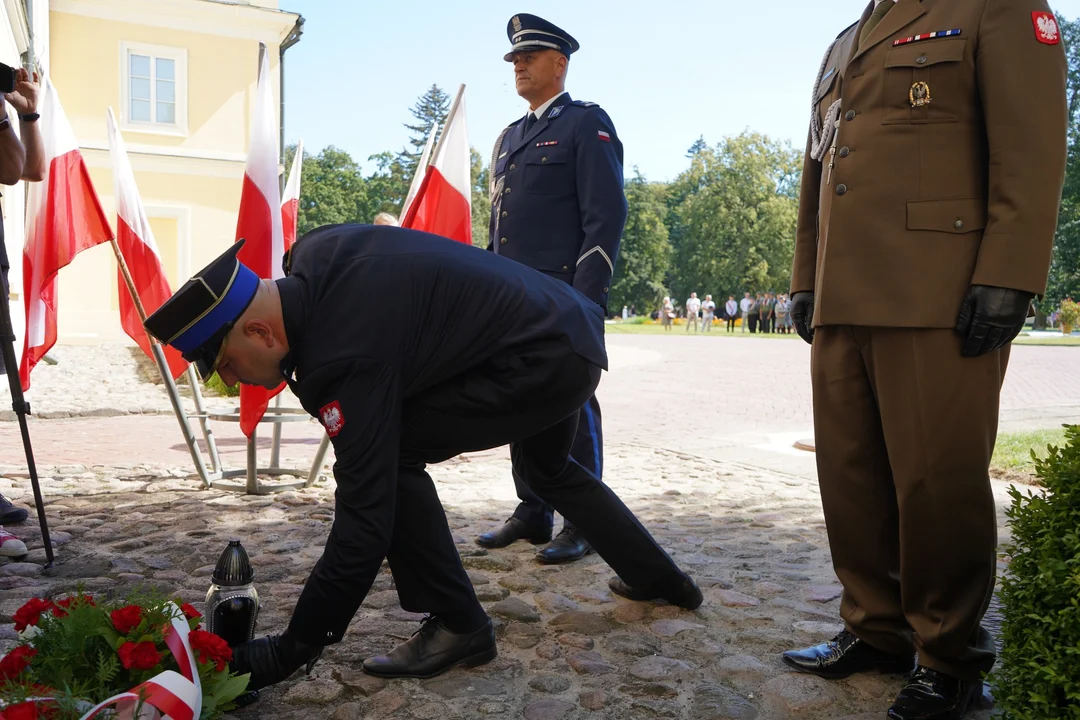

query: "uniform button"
left=501, top=211, right=508, bottom=218
left=504, top=187, right=511, bottom=195
left=603, top=287, right=609, bottom=293
left=500, top=237, right=508, bottom=245
left=845, top=110, right=856, bottom=121
left=562, top=265, right=569, bottom=271
left=916, top=55, right=927, bottom=64
left=541, top=156, right=548, bottom=163
left=509, top=164, right=516, bottom=171
left=836, top=184, right=848, bottom=196
left=838, top=146, right=850, bottom=158
left=954, top=220, right=964, bottom=230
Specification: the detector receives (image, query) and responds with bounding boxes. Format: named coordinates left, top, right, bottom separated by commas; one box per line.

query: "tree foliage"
left=610, top=170, right=671, bottom=313
left=1045, top=14, right=1080, bottom=311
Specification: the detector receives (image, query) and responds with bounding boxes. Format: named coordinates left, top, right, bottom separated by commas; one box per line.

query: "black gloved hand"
left=955, top=284, right=1034, bottom=358
left=230, top=633, right=323, bottom=691
left=790, top=292, right=816, bottom=345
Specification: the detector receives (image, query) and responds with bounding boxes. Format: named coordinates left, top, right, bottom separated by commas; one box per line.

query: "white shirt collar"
left=531, top=90, right=568, bottom=120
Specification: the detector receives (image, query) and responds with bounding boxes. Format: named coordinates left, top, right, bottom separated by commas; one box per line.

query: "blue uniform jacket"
left=488, top=93, right=627, bottom=313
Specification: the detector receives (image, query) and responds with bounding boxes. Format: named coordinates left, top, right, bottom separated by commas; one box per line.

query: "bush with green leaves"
left=992, top=424, right=1080, bottom=719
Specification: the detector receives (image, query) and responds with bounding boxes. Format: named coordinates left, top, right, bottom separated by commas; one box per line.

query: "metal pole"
left=108, top=237, right=213, bottom=488
left=186, top=365, right=222, bottom=474
left=246, top=429, right=259, bottom=495
left=0, top=282, right=54, bottom=566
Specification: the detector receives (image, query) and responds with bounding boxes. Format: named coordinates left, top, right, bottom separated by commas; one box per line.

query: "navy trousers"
left=511, top=394, right=603, bottom=531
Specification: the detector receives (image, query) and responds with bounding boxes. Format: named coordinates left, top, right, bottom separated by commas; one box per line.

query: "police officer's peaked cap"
left=504, top=13, right=579, bottom=62
left=144, top=239, right=261, bottom=381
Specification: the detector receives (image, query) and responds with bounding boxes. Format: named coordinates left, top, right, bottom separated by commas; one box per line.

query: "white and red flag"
left=106, top=107, right=187, bottom=379
left=19, top=75, right=112, bottom=390
left=400, top=125, right=436, bottom=223
left=401, top=85, right=472, bottom=244
left=281, top=138, right=303, bottom=250
left=234, top=45, right=285, bottom=436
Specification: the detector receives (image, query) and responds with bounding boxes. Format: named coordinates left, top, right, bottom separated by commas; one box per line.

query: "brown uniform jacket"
left=791, top=0, right=1067, bottom=328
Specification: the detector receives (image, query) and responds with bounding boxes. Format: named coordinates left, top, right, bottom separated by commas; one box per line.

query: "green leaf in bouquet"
left=214, top=672, right=252, bottom=707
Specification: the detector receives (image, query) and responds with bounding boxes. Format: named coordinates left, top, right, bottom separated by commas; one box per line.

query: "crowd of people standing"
left=648, top=291, right=793, bottom=334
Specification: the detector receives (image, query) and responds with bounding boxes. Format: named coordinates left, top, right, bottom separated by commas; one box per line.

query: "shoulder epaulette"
left=572, top=100, right=599, bottom=108
left=836, top=20, right=858, bottom=39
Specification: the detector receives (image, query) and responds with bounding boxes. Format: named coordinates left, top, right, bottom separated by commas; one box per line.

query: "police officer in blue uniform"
left=144, top=225, right=702, bottom=689
left=477, top=13, right=627, bottom=565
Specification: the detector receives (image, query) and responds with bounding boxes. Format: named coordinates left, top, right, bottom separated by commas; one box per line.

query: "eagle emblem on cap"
left=512, top=15, right=522, bottom=32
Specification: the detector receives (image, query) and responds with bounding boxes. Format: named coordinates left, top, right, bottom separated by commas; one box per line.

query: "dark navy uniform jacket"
left=488, top=93, right=627, bottom=313
left=276, top=224, right=607, bottom=643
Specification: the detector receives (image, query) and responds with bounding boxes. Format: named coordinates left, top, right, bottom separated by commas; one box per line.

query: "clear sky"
left=282, top=0, right=1080, bottom=183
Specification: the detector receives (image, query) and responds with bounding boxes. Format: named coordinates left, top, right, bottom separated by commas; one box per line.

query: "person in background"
left=0, top=66, right=44, bottom=538
left=774, top=293, right=790, bottom=334
left=701, top=294, right=716, bottom=332
left=374, top=212, right=399, bottom=226
left=748, top=293, right=761, bottom=334
left=726, top=295, right=738, bottom=332
left=685, top=292, right=701, bottom=333
left=661, top=296, right=674, bottom=331
left=739, top=292, right=752, bottom=333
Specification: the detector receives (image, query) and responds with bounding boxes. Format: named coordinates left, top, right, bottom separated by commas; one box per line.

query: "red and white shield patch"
left=319, top=400, right=345, bottom=438
left=1032, top=11, right=1060, bottom=45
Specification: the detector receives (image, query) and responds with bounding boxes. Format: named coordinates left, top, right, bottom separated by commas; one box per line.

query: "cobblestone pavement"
left=0, top=335, right=1075, bottom=719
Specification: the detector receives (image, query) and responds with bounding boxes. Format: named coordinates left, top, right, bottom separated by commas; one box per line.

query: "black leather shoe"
left=888, top=666, right=981, bottom=720
left=476, top=518, right=551, bottom=549
left=0, top=495, right=28, bottom=525
left=609, top=573, right=704, bottom=610
left=230, top=633, right=323, bottom=691
left=362, top=616, right=497, bottom=679
left=536, top=527, right=593, bottom=564
left=781, top=630, right=916, bottom=679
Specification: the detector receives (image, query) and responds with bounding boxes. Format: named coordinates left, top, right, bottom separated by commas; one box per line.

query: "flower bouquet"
left=0, top=591, right=249, bottom=719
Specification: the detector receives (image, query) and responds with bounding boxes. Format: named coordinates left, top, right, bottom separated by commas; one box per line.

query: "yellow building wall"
left=47, top=7, right=289, bottom=343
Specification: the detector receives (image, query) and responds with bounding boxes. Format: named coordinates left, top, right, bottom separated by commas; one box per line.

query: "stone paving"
left=0, top=335, right=1075, bottom=719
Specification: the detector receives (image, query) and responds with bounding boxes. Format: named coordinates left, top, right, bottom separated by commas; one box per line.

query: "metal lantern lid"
left=212, top=539, right=255, bottom=586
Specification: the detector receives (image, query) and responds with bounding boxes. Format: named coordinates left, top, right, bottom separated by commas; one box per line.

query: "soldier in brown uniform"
left=782, top=1, right=1066, bottom=718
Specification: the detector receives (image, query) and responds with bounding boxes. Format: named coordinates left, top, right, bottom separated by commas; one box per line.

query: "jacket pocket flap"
left=906, top=198, right=986, bottom=233
left=526, top=146, right=569, bottom=165
left=816, top=67, right=838, bottom=102
left=885, top=38, right=966, bottom=68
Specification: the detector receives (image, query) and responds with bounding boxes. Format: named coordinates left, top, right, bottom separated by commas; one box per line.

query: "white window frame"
left=119, top=41, right=188, bottom=137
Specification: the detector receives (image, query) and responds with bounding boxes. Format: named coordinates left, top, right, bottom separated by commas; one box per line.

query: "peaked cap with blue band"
left=144, top=239, right=261, bottom=380
left=504, top=13, right=579, bottom=62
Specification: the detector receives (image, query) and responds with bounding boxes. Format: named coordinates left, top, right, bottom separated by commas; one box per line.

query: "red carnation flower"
left=180, top=603, right=202, bottom=622
left=188, top=630, right=232, bottom=672
left=117, top=641, right=161, bottom=671
left=51, top=594, right=94, bottom=619
left=110, top=605, right=144, bottom=635
left=12, top=598, right=54, bottom=633
left=0, top=645, right=37, bottom=680
left=1, top=701, right=42, bottom=720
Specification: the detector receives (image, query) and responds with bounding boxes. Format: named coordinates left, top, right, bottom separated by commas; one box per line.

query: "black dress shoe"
left=609, top=573, right=704, bottom=610
left=0, top=495, right=28, bottom=525
left=362, top=616, right=497, bottom=679
left=536, top=527, right=593, bottom=564
left=781, top=630, right=916, bottom=679
left=476, top=518, right=551, bottom=549
left=888, top=666, right=981, bottom=720
left=230, top=633, right=323, bottom=691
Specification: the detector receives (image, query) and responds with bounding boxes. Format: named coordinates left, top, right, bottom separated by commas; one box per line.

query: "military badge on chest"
left=909, top=81, right=931, bottom=108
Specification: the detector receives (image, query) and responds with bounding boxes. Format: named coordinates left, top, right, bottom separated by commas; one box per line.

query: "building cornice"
left=51, top=0, right=300, bottom=45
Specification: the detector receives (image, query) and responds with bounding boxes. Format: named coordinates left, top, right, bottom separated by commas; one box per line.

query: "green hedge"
left=993, top=424, right=1080, bottom=718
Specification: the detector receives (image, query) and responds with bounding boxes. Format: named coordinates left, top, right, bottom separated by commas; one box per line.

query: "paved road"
left=2, top=335, right=1076, bottom=481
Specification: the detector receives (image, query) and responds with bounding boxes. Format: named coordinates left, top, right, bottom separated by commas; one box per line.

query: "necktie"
left=522, top=112, right=537, bottom=138
left=859, top=0, right=895, bottom=50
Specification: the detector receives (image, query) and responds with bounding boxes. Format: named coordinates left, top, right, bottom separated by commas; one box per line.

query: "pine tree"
left=399, top=84, right=451, bottom=175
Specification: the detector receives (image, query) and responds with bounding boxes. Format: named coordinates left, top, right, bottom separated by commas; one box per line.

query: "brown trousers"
left=811, top=326, right=1008, bottom=680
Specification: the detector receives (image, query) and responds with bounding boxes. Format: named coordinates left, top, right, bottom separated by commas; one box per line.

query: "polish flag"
left=401, top=85, right=471, bottom=244
left=400, top=125, right=436, bottom=223
left=234, top=45, right=285, bottom=436
left=19, top=75, right=112, bottom=390
left=106, top=108, right=187, bottom=379
left=281, top=138, right=302, bottom=251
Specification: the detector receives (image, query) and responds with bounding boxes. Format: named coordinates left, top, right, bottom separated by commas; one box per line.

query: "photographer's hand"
left=4, top=69, right=37, bottom=116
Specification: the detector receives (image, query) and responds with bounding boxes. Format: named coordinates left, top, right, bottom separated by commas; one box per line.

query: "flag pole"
left=429, top=84, right=465, bottom=167
left=108, top=237, right=214, bottom=488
